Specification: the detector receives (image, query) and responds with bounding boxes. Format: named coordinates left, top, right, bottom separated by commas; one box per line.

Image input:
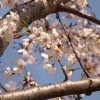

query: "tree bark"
left=0, top=77, right=100, bottom=100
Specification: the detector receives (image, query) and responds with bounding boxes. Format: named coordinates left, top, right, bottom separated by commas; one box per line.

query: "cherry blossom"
left=52, top=97, right=65, bottom=100
left=76, top=0, right=87, bottom=8
left=3, top=29, right=14, bottom=42
left=8, top=21, right=17, bottom=32
left=40, top=31, right=50, bottom=46
left=2, top=11, right=19, bottom=42
left=22, top=39, right=30, bottom=47
left=4, top=67, right=12, bottom=79
left=6, top=11, right=19, bottom=22
left=50, top=28, right=60, bottom=43
left=45, top=64, right=56, bottom=74
left=27, top=55, right=36, bottom=64
left=0, top=2, right=3, bottom=8
left=5, top=81, right=18, bottom=90
left=13, top=59, right=26, bottom=72
left=18, top=49, right=30, bottom=58
left=23, top=0, right=31, bottom=3
left=47, top=45, right=63, bottom=60
left=29, top=27, right=43, bottom=43
left=2, top=0, right=19, bottom=8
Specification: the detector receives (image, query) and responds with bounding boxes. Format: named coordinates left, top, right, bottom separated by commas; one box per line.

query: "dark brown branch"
left=0, top=77, right=100, bottom=100
left=57, top=4, right=100, bottom=25
left=58, top=60, right=68, bottom=80
left=0, top=83, right=9, bottom=92
left=87, top=4, right=96, bottom=17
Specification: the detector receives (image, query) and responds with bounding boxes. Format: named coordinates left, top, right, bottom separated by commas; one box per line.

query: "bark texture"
left=0, top=77, right=100, bottom=100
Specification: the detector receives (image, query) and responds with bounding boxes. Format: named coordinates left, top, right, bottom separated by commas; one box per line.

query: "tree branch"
left=0, top=77, right=100, bottom=100
left=57, top=4, right=100, bottom=25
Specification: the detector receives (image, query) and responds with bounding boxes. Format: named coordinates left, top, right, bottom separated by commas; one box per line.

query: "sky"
left=0, top=0, right=100, bottom=100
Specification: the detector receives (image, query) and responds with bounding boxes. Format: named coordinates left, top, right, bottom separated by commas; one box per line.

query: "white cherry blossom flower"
left=6, top=11, right=19, bottom=22
left=96, top=40, right=100, bottom=49
left=52, top=97, right=65, bottom=100
left=5, top=81, right=18, bottom=90
left=27, top=55, right=36, bottom=64
left=50, top=28, right=60, bottom=43
left=13, top=59, right=26, bottom=72
left=94, top=66, right=100, bottom=75
left=23, top=0, right=31, bottom=3
left=45, top=64, right=56, bottom=74
left=90, top=25, right=99, bottom=34
left=31, top=27, right=43, bottom=36
left=29, top=27, right=43, bottom=43
left=76, top=20, right=83, bottom=30
left=29, top=78, right=38, bottom=86
left=64, top=54, right=76, bottom=75
left=4, top=67, right=12, bottom=79
left=40, top=32, right=50, bottom=46
left=8, top=21, right=17, bottom=32
left=22, top=39, right=30, bottom=47
left=3, top=12, right=19, bottom=43
left=41, top=53, right=49, bottom=59
left=41, top=53, right=49, bottom=68
left=2, top=0, right=19, bottom=8
left=76, top=0, right=87, bottom=8
left=67, top=70, right=73, bottom=77
left=53, top=47, right=62, bottom=60
left=64, top=65, right=72, bottom=76
left=86, top=33, right=97, bottom=44
left=16, top=59, right=26, bottom=66
left=48, top=67, right=56, bottom=74
left=3, top=29, right=13, bottom=42
left=67, top=1, right=76, bottom=9
left=48, top=45, right=63, bottom=60
left=72, top=36, right=80, bottom=47
left=82, top=28, right=92, bottom=37
left=0, top=2, right=3, bottom=8
left=18, top=49, right=30, bottom=58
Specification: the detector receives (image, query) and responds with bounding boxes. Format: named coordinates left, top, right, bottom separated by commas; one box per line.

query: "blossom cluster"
left=2, top=0, right=100, bottom=79
left=67, top=0, right=87, bottom=8
left=17, top=22, right=100, bottom=77
left=1, top=0, right=88, bottom=9
left=3, top=10, right=100, bottom=78
left=4, top=59, right=26, bottom=79
left=1, top=0, right=31, bottom=8
left=1, top=11, right=19, bottom=42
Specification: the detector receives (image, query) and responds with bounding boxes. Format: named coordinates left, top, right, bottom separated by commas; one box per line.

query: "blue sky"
left=0, top=0, right=100, bottom=100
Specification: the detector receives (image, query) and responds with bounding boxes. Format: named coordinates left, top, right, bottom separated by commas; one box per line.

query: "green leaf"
left=22, top=19, right=29, bottom=28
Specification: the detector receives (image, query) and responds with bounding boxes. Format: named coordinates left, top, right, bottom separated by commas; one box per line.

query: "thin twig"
left=77, top=94, right=80, bottom=100
left=56, top=12, right=90, bottom=78
left=0, top=82, right=8, bottom=92
left=58, top=60, right=68, bottom=80
left=87, top=4, right=96, bottom=17
left=24, top=67, right=27, bottom=76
